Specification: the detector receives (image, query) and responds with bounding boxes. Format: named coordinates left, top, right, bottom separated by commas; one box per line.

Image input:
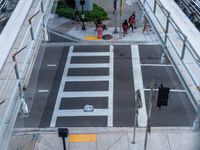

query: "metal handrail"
left=145, top=1, right=166, bottom=31
left=141, top=0, right=200, bottom=86
left=0, top=0, right=55, bottom=149
left=28, top=10, right=40, bottom=24
left=0, top=10, right=42, bottom=101
left=0, top=0, right=43, bottom=134
left=155, top=0, right=170, bottom=16
left=0, top=0, right=45, bottom=98
left=185, top=0, right=200, bottom=15
left=152, top=0, right=200, bottom=75
left=158, top=0, right=200, bottom=62
left=138, top=0, right=200, bottom=110
left=0, top=0, right=8, bottom=12
left=167, top=35, right=199, bottom=83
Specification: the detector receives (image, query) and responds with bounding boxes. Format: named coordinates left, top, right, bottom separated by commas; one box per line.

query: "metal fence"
left=0, top=0, right=53, bottom=149
left=0, top=0, right=8, bottom=13
left=138, top=0, right=200, bottom=107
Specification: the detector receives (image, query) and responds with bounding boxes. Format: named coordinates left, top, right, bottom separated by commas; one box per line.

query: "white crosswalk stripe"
left=67, top=63, right=110, bottom=68
left=131, top=45, right=147, bottom=127
left=50, top=46, right=113, bottom=127
left=64, top=76, right=110, bottom=81
left=71, top=52, right=110, bottom=56
left=56, top=109, right=109, bottom=117
left=61, top=91, right=110, bottom=97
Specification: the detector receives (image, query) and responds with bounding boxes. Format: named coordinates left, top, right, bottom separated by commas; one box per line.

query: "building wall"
left=75, top=0, right=93, bottom=11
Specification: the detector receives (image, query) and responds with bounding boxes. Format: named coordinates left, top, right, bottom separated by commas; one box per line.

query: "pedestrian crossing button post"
left=58, top=128, right=69, bottom=150
left=58, top=128, right=69, bottom=138
left=136, top=89, right=143, bottom=109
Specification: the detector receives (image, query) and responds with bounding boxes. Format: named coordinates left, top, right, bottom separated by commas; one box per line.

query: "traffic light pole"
left=132, top=89, right=142, bottom=144
left=132, top=106, right=138, bottom=144
left=81, top=1, right=86, bottom=30
left=119, top=0, right=123, bottom=39
left=58, top=128, right=69, bottom=150
left=113, top=0, right=118, bottom=34
left=144, top=79, right=154, bottom=150
left=132, top=92, right=138, bottom=144
left=62, top=137, right=66, bottom=150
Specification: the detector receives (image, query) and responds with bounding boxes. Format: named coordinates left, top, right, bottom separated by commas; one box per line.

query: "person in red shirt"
left=129, top=12, right=136, bottom=32
left=97, top=24, right=103, bottom=39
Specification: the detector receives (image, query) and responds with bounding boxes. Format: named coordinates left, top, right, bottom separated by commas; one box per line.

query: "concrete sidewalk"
left=47, top=15, right=160, bottom=44
left=9, top=127, right=200, bottom=150
left=47, top=0, right=160, bottom=44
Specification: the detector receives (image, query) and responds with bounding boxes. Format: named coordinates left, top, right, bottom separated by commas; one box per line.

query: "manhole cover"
left=102, top=34, right=113, bottom=40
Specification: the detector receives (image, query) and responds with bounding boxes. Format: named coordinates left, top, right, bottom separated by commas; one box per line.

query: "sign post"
left=58, top=128, right=69, bottom=150
left=80, top=0, right=86, bottom=30
left=113, top=0, right=118, bottom=34
left=144, top=79, right=156, bottom=150
left=132, top=89, right=143, bottom=144
left=119, top=0, right=124, bottom=38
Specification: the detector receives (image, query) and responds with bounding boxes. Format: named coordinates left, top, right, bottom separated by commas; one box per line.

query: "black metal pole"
left=62, top=137, right=66, bottom=150
left=113, top=0, right=118, bottom=34
left=81, top=4, right=86, bottom=30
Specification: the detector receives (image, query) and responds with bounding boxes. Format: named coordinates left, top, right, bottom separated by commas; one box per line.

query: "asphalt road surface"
left=17, top=44, right=196, bottom=128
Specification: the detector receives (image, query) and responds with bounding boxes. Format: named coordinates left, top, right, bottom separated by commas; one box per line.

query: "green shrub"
left=56, top=3, right=108, bottom=22
left=56, top=6, right=75, bottom=19
left=84, top=4, right=108, bottom=21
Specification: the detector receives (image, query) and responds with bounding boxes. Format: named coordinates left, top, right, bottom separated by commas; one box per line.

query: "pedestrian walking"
left=129, top=12, right=136, bottom=32
left=143, top=16, right=149, bottom=33
left=94, top=16, right=101, bottom=31
left=122, top=19, right=129, bottom=37
left=97, top=24, right=103, bottom=39
left=73, top=10, right=81, bottom=22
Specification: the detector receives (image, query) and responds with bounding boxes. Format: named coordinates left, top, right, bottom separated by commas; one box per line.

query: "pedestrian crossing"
left=50, top=45, right=114, bottom=127
left=47, top=44, right=193, bottom=128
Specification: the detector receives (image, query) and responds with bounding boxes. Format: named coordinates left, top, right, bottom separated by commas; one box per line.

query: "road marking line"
left=67, top=63, right=110, bottom=68
left=56, top=109, right=109, bottom=117
left=61, top=91, right=109, bottom=98
left=47, top=64, right=56, bottom=67
left=64, top=76, right=110, bottom=81
left=50, top=46, right=74, bottom=127
left=71, top=52, right=110, bottom=56
left=70, top=134, right=96, bottom=143
left=131, top=45, right=147, bottom=127
left=140, top=64, right=173, bottom=67
left=108, top=45, right=114, bottom=127
left=38, top=90, right=49, bottom=93
left=144, top=89, right=186, bottom=92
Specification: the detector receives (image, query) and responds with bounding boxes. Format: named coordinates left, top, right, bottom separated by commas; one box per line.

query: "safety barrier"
left=0, top=0, right=54, bottom=149
left=138, top=0, right=200, bottom=108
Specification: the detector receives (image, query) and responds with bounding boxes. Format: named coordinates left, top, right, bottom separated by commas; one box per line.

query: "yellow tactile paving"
left=69, top=134, right=97, bottom=143
left=84, top=36, right=101, bottom=40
